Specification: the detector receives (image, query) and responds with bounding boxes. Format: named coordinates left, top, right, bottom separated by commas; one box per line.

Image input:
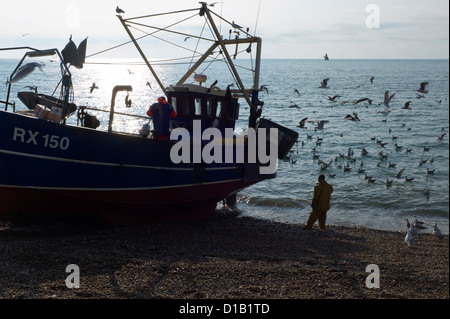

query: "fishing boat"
left=0, top=3, right=298, bottom=224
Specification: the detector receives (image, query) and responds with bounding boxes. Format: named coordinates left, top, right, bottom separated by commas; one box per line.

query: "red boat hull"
left=0, top=179, right=253, bottom=224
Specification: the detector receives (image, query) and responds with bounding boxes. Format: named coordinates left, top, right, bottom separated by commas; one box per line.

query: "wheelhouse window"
left=171, top=97, right=178, bottom=112
left=216, top=101, right=222, bottom=118
left=195, top=98, right=202, bottom=115
left=207, top=99, right=214, bottom=117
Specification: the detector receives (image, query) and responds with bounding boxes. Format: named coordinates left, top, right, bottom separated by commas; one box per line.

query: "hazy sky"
left=1, top=0, right=449, bottom=59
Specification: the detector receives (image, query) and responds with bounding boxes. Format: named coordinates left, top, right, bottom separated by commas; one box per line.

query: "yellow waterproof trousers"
left=305, top=209, right=328, bottom=229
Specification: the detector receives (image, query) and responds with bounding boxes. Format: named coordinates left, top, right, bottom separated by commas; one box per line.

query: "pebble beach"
left=0, top=208, right=448, bottom=301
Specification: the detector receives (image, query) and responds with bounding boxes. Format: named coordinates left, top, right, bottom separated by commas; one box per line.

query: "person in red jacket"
left=146, top=97, right=177, bottom=140
left=304, top=174, right=334, bottom=230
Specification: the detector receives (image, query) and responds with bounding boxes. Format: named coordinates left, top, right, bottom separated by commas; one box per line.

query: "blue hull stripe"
left=0, top=148, right=241, bottom=172
left=0, top=177, right=244, bottom=191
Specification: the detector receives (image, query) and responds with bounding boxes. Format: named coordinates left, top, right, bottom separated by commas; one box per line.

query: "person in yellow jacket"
left=304, top=174, right=334, bottom=230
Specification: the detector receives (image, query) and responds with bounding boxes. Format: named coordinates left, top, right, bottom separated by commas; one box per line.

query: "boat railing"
left=0, top=100, right=15, bottom=112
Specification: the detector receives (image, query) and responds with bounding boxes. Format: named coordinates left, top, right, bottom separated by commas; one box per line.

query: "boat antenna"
left=253, top=0, right=262, bottom=36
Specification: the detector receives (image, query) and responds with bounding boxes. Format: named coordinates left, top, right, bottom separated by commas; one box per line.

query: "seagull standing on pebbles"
left=432, top=223, right=442, bottom=239
left=405, top=229, right=413, bottom=246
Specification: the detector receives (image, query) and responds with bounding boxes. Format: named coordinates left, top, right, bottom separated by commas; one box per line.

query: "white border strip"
left=0, top=178, right=245, bottom=192
left=0, top=149, right=240, bottom=171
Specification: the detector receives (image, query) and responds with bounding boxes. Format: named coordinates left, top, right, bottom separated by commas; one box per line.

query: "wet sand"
left=0, top=209, right=448, bottom=300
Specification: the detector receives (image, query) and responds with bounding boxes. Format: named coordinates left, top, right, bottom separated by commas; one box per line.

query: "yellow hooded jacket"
left=312, top=180, right=334, bottom=212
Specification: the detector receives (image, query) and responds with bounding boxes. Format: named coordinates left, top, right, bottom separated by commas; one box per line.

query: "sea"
left=1, top=56, right=448, bottom=234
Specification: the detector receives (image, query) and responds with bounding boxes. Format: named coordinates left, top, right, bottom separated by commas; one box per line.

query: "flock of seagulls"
left=275, top=69, right=447, bottom=238
left=404, top=216, right=443, bottom=246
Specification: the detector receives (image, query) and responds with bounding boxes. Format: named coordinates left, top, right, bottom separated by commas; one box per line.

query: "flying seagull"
left=116, top=6, right=125, bottom=14
left=416, top=82, right=429, bottom=94
left=344, top=113, right=360, bottom=122
left=396, top=167, right=406, bottom=179
left=353, top=97, right=373, bottom=105
left=289, top=102, right=301, bottom=110
left=369, top=76, right=374, bottom=84
left=316, top=120, right=329, bottom=130
left=294, top=89, right=300, bottom=96
left=402, top=101, right=412, bottom=109
left=260, top=85, right=269, bottom=94
left=327, top=95, right=341, bottom=102
left=7, top=62, right=45, bottom=85
left=319, top=78, right=329, bottom=89
left=383, top=90, right=397, bottom=108
left=297, top=117, right=308, bottom=129
left=90, top=82, right=98, bottom=94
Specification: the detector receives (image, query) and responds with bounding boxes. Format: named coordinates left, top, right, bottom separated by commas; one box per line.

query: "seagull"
left=396, top=167, right=406, bottom=179
left=345, top=113, right=360, bottom=122
left=127, top=69, right=134, bottom=75
left=324, top=53, right=329, bottom=61
left=432, top=223, right=443, bottom=239
left=377, top=108, right=391, bottom=117
left=260, top=85, right=269, bottom=94
left=413, top=215, right=425, bottom=225
left=383, top=90, right=397, bottom=108
left=90, top=82, right=98, bottom=94
left=388, top=162, right=396, bottom=168
left=378, top=150, right=388, bottom=159
left=116, top=6, right=125, bottom=14
left=327, top=95, right=341, bottom=102
left=412, top=216, right=426, bottom=230
left=353, top=97, right=373, bottom=105
left=416, top=93, right=426, bottom=99
left=386, top=179, right=393, bottom=187
left=416, top=82, right=429, bottom=94
left=146, top=81, right=152, bottom=89
left=405, top=176, right=414, bottom=182
left=297, top=117, right=308, bottom=128
left=318, top=78, right=329, bottom=89
left=316, top=120, right=329, bottom=130
left=294, top=89, right=300, bottom=96
left=361, top=148, right=368, bottom=156
left=369, top=76, right=374, bottom=84
left=289, top=102, right=301, bottom=110
left=6, top=62, right=45, bottom=85
left=404, top=218, right=411, bottom=229
left=367, top=176, right=376, bottom=183
left=393, top=141, right=402, bottom=151
left=405, top=229, right=413, bottom=246
left=438, top=133, right=446, bottom=141
left=231, top=21, right=242, bottom=29
left=426, top=168, right=435, bottom=175
left=423, top=189, right=430, bottom=198
left=404, top=218, right=420, bottom=236
left=402, top=101, right=412, bottom=109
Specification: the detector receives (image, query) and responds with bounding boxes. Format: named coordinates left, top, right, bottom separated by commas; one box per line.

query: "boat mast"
left=117, top=15, right=167, bottom=96
left=202, top=3, right=253, bottom=110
